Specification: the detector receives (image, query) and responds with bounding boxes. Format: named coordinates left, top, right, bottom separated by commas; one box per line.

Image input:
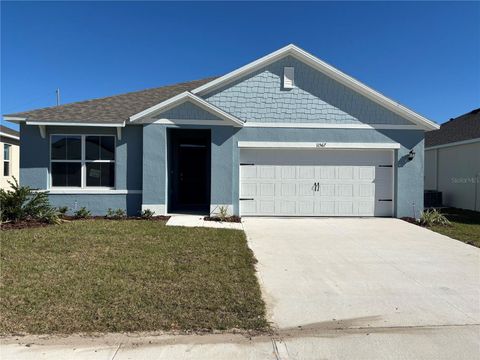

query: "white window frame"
left=49, top=134, right=116, bottom=189
left=3, top=143, right=11, bottom=177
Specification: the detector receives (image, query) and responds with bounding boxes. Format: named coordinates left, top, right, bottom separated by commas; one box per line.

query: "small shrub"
left=141, top=209, right=155, bottom=219
left=57, top=206, right=69, bottom=216
left=106, top=208, right=126, bottom=219
left=420, top=209, right=451, bottom=227
left=0, top=177, right=58, bottom=224
left=38, top=207, right=61, bottom=225
left=74, top=207, right=91, bottom=219
left=105, top=208, right=115, bottom=219
left=218, top=206, right=229, bottom=221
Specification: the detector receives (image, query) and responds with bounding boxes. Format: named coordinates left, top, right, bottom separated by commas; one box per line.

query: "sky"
left=1, top=1, right=479, bottom=131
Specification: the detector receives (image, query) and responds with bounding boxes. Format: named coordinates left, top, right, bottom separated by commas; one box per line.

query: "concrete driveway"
left=243, top=217, right=480, bottom=358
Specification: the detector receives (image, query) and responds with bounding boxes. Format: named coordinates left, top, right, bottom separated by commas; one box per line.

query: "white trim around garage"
left=425, top=137, right=480, bottom=151
left=244, top=122, right=421, bottom=130
left=237, top=141, right=401, bottom=150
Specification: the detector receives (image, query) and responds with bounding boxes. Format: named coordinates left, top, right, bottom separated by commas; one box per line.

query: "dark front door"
left=168, top=129, right=211, bottom=213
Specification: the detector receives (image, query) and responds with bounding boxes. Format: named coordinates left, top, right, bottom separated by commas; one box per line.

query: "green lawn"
left=0, top=220, right=268, bottom=334
left=428, top=208, right=480, bottom=248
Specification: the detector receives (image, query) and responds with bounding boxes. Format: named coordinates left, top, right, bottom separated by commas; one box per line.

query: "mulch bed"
left=400, top=217, right=420, bottom=225
left=1, top=216, right=171, bottom=231
left=204, top=215, right=242, bottom=223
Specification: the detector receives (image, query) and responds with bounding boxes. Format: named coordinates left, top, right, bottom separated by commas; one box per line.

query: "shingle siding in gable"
left=157, top=101, right=222, bottom=121
left=205, top=56, right=411, bottom=125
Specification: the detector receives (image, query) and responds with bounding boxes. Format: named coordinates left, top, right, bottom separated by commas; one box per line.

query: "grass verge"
left=0, top=220, right=268, bottom=334
left=428, top=208, right=480, bottom=248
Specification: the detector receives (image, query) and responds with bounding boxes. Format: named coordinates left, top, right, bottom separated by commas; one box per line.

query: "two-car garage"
left=239, top=143, right=397, bottom=217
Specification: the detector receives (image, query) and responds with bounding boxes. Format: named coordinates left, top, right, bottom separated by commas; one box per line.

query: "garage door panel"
left=281, top=167, right=296, bottom=179
left=318, top=167, right=335, bottom=179
left=359, top=167, right=375, bottom=180
left=316, top=200, right=335, bottom=215
left=358, top=201, right=375, bottom=215
left=337, top=201, right=354, bottom=215
left=259, top=183, right=275, bottom=196
left=241, top=182, right=257, bottom=197
left=298, top=167, right=315, bottom=179
left=338, top=167, right=354, bottom=180
left=240, top=149, right=393, bottom=217
left=259, top=200, right=275, bottom=214
left=358, top=183, right=374, bottom=197
left=299, top=183, right=315, bottom=196
left=260, top=166, right=275, bottom=179
left=336, top=184, right=354, bottom=197
left=278, top=200, right=297, bottom=215
left=281, top=183, right=297, bottom=196
left=298, top=200, right=314, bottom=215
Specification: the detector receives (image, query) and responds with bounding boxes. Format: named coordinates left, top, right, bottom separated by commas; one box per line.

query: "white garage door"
left=240, top=149, right=394, bottom=217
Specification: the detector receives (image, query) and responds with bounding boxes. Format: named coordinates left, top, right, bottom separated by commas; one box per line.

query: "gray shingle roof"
left=425, top=108, right=480, bottom=147
left=0, top=125, right=20, bottom=137
left=4, top=77, right=217, bottom=124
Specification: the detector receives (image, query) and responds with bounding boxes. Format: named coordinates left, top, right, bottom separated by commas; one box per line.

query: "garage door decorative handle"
left=313, top=182, right=320, bottom=191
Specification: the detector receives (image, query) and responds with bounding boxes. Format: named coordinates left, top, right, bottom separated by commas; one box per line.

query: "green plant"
left=420, top=209, right=451, bottom=227
left=0, top=177, right=59, bottom=224
left=106, top=208, right=126, bottom=219
left=57, top=206, right=69, bottom=216
left=218, top=206, right=229, bottom=221
left=38, top=207, right=62, bottom=225
left=106, top=208, right=115, bottom=218
left=141, top=209, right=155, bottom=219
left=74, top=207, right=91, bottom=219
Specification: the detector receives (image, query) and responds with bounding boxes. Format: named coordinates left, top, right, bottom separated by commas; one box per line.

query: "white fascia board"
left=26, top=121, right=126, bottom=127
left=129, top=92, right=244, bottom=127
left=0, top=132, right=20, bottom=140
left=238, top=141, right=400, bottom=150
left=425, top=137, right=480, bottom=151
left=244, top=122, right=421, bottom=130
left=154, top=119, right=234, bottom=126
left=3, top=116, right=27, bottom=123
left=191, top=44, right=439, bottom=131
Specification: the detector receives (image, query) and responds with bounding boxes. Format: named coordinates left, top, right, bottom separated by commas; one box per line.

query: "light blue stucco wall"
left=141, top=124, right=423, bottom=218
left=205, top=56, right=411, bottom=125
left=19, top=124, right=143, bottom=216
left=20, top=122, right=424, bottom=218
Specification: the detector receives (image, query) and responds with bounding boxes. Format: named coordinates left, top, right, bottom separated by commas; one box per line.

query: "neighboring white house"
left=425, top=109, right=480, bottom=211
left=0, top=124, right=20, bottom=190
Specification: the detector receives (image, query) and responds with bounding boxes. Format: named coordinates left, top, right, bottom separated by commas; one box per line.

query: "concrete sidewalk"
left=2, top=324, right=480, bottom=360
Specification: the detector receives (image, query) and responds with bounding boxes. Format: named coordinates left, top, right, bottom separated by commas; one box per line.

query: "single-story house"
left=425, top=108, right=480, bottom=211
left=4, top=45, right=439, bottom=218
left=0, top=125, right=20, bottom=190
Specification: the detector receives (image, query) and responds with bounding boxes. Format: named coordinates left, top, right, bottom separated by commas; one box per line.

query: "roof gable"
left=204, top=55, right=414, bottom=127
left=193, top=44, right=439, bottom=131
left=130, top=92, right=243, bottom=127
